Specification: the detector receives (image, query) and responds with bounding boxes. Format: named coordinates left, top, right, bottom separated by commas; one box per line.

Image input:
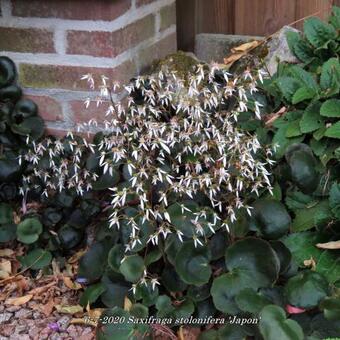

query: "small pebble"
left=0, top=313, right=13, bottom=324
left=15, top=309, right=32, bottom=319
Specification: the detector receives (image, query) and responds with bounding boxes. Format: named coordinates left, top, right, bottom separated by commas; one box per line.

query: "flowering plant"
left=79, top=64, right=274, bottom=252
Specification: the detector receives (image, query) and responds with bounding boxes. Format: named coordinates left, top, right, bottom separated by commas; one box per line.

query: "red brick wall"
left=0, top=0, right=177, bottom=135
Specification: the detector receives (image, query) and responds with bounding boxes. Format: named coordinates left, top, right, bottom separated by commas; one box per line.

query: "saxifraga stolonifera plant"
left=21, top=62, right=275, bottom=290
left=79, top=64, right=275, bottom=250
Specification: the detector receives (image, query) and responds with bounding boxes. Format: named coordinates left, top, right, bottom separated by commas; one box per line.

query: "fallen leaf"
left=124, top=296, right=132, bottom=311
left=223, top=40, right=261, bottom=67
left=6, top=294, right=33, bottom=306
left=0, top=249, right=14, bottom=257
left=0, top=270, right=10, bottom=280
left=55, top=304, right=84, bottom=315
left=63, top=277, right=82, bottom=290
left=264, top=106, right=287, bottom=127
left=303, top=257, right=316, bottom=270
left=70, top=318, right=97, bottom=327
left=41, top=299, right=55, bottom=317
left=68, top=249, right=87, bottom=264
left=231, top=40, right=261, bottom=53
left=28, top=280, right=56, bottom=295
left=286, top=304, right=306, bottom=314
left=0, top=260, right=11, bottom=274
left=316, top=240, right=340, bottom=249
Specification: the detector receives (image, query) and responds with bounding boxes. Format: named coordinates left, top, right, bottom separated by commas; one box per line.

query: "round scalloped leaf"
left=20, top=248, right=52, bottom=270
left=161, top=266, right=187, bottom=292
left=285, top=144, right=319, bottom=194
left=0, top=155, right=22, bottom=182
left=259, top=305, right=303, bottom=340
left=225, top=237, right=280, bottom=287
left=320, top=297, right=340, bottom=321
left=167, top=201, right=198, bottom=237
left=58, top=225, right=83, bottom=250
left=11, top=116, right=45, bottom=140
left=0, top=223, right=16, bottom=243
left=252, top=200, right=291, bottom=239
left=12, top=99, right=38, bottom=120
left=78, top=241, right=111, bottom=283
left=96, top=307, right=134, bottom=340
left=92, top=171, right=120, bottom=191
left=130, top=303, right=148, bottom=319
left=270, top=241, right=292, bottom=274
left=235, top=288, right=272, bottom=314
left=284, top=271, right=329, bottom=309
left=211, top=271, right=253, bottom=314
left=119, top=254, right=145, bottom=283
left=0, top=84, right=22, bottom=103
left=0, top=203, right=13, bottom=224
left=187, top=283, right=210, bottom=302
left=100, top=275, right=130, bottom=308
left=0, top=57, right=16, bottom=88
left=16, top=217, right=43, bottom=244
left=175, top=242, right=211, bottom=286
left=79, top=282, right=106, bottom=307
left=108, top=244, right=124, bottom=272
left=134, top=284, right=159, bottom=307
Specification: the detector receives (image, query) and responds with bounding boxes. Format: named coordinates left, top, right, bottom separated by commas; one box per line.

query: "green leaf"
left=300, top=101, right=323, bottom=134
left=0, top=203, right=13, bottom=224
left=259, top=305, right=304, bottom=340
left=272, top=125, right=304, bottom=159
left=96, top=308, right=134, bottom=340
left=16, top=217, right=43, bottom=244
left=225, top=237, right=280, bottom=287
left=20, top=248, right=52, bottom=270
left=293, top=40, right=315, bottom=63
left=292, top=87, right=315, bottom=104
left=320, top=297, right=340, bottom=321
left=0, top=223, right=16, bottom=243
left=304, top=17, right=336, bottom=48
left=100, top=275, right=129, bottom=308
left=285, top=271, right=329, bottom=308
left=276, top=77, right=301, bottom=102
left=285, top=190, right=315, bottom=211
left=292, top=200, right=332, bottom=232
left=79, top=283, right=106, bottom=307
left=252, top=199, right=291, bottom=239
left=329, top=182, right=340, bottom=217
left=325, top=121, right=340, bottom=139
left=320, top=58, right=340, bottom=96
left=78, top=241, right=110, bottom=283
left=320, top=99, right=340, bottom=117
left=11, top=116, right=45, bottom=140
left=286, top=120, right=302, bottom=137
left=107, top=244, right=124, bottom=272
left=119, top=254, right=145, bottom=283
left=285, top=144, right=319, bottom=194
left=235, top=288, right=272, bottom=314
left=316, top=250, right=340, bottom=284
left=211, top=271, right=253, bottom=314
left=289, top=65, right=318, bottom=92
left=282, top=231, right=324, bottom=266
left=175, top=242, right=211, bottom=286
left=144, top=248, right=162, bottom=266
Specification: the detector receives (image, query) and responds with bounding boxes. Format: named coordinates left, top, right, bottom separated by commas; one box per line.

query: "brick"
left=0, top=27, right=55, bottom=53
left=138, top=33, right=177, bottom=73
left=12, top=0, right=131, bottom=21
left=19, top=60, right=137, bottom=91
left=136, top=0, right=158, bottom=7
left=67, top=15, right=155, bottom=57
left=160, top=3, right=176, bottom=31
left=70, top=100, right=110, bottom=124
left=24, top=95, right=63, bottom=122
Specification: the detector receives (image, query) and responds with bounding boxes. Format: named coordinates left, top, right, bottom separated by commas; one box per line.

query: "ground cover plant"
left=1, top=6, right=340, bottom=340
